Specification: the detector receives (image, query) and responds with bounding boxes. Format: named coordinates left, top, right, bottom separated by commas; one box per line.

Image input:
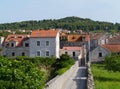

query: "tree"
left=105, top=53, right=120, bottom=72
left=0, top=56, right=46, bottom=89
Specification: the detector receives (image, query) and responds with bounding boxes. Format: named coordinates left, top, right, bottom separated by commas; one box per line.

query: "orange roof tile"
left=102, top=44, right=120, bottom=53
left=62, top=46, right=82, bottom=51
left=67, top=34, right=82, bottom=42
left=5, top=34, right=28, bottom=47
left=30, top=30, right=59, bottom=38
left=60, top=32, right=68, bottom=37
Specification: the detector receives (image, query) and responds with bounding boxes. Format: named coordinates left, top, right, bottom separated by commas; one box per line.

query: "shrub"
left=55, top=68, right=68, bottom=75
left=105, top=53, right=120, bottom=72
left=0, top=56, right=46, bottom=89
left=54, top=54, right=75, bottom=75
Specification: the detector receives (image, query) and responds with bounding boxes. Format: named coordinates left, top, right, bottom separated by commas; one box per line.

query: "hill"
left=0, top=16, right=120, bottom=31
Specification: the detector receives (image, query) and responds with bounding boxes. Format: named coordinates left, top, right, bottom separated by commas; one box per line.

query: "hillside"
left=0, top=16, right=120, bottom=31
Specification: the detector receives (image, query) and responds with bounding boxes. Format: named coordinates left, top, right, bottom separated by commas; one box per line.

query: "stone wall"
left=87, top=62, right=95, bottom=89
left=45, top=61, right=78, bottom=89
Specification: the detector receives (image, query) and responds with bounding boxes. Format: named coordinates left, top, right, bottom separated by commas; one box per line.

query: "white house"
left=4, top=34, right=29, bottom=57
left=29, top=30, right=60, bottom=58
left=60, top=46, right=82, bottom=60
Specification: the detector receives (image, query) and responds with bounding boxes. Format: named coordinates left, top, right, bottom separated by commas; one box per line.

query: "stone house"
left=90, top=44, right=120, bottom=62
left=29, top=30, right=60, bottom=58
left=60, top=46, right=83, bottom=60
left=106, top=36, right=120, bottom=44
left=90, top=33, right=111, bottom=51
left=3, top=34, right=29, bottom=57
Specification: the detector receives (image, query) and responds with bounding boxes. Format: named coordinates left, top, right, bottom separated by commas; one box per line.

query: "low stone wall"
left=87, top=62, right=95, bottom=89
left=45, top=61, right=78, bottom=89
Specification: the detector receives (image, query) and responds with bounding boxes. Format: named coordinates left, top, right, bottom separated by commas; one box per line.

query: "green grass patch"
left=91, top=63, right=120, bottom=89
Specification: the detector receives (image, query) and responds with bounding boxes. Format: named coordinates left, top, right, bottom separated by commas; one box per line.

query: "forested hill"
left=0, top=16, right=120, bottom=31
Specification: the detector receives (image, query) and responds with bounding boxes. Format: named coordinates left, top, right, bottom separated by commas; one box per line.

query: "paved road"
left=62, top=66, right=87, bottom=89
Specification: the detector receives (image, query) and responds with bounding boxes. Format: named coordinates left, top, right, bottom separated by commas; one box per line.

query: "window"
left=37, top=41, right=40, bottom=46
left=25, top=43, right=29, bottom=47
left=46, top=51, right=49, bottom=56
left=37, top=51, right=40, bottom=56
left=18, top=36, right=22, bottom=38
left=65, top=52, right=68, bottom=54
left=73, top=52, right=76, bottom=57
left=99, top=52, right=102, bottom=57
left=11, top=43, right=14, bottom=47
left=46, top=41, right=49, bottom=46
left=22, top=52, right=25, bottom=56
left=12, top=52, right=15, bottom=56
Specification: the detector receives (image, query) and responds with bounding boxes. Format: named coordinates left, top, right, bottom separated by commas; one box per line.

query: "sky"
left=0, top=0, right=120, bottom=23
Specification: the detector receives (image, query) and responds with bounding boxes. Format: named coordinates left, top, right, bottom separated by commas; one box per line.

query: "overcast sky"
left=0, top=0, right=120, bottom=23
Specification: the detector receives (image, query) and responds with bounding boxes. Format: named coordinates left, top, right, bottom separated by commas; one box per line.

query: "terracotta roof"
left=62, top=46, right=82, bottom=51
left=102, top=44, right=120, bottom=53
left=84, top=35, right=90, bottom=42
left=60, top=32, right=68, bottom=37
left=5, top=34, right=28, bottom=47
left=30, top=30, right=59, bottom=38
left=67, top=34, right=90, bottom=42
left=67, top=34, right=82, bottom=42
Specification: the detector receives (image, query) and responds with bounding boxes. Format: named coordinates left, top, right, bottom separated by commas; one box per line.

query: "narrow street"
left=62, top=66, right=87, bottom=89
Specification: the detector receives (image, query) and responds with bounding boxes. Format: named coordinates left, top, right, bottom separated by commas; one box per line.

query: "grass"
left=91, top=63, right=120, bottom=89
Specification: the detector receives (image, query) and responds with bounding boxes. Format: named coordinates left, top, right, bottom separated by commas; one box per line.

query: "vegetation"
left=0, top=16, right=120, bottom=32
left=0, top=56, right=46, bottom=89
left=54, top=54, right=75, bottom=75
left=0, top=54, right=75, bottom=89
left=105, top=54, right=120, bottom=72
left=91, top=63, right=120, bottom=89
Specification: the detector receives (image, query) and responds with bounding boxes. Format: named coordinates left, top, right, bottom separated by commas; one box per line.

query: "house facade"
left=4, top=34, right=29, bottom=57
left=90, top=44, right=120, bottom=62
left=60, top=46, right=82, bottom=59
left=29, top=30, right=60, bottom=58
left=90, top=33, right=110, bottom=51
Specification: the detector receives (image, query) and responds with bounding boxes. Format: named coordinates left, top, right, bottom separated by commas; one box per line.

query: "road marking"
left=74, top=77, right=87, bottom=80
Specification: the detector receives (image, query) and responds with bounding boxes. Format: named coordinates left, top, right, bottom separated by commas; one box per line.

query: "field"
left=91, top=63, right=120, bottom=89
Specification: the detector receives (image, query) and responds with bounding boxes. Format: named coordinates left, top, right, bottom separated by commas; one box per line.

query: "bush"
left=54, top=54, right=75, bottom=75
left=55, top=68, right=68, bottom=75
left=0, top=56, right=46, bottom=89
left=105, top=54, right=120, bottom=72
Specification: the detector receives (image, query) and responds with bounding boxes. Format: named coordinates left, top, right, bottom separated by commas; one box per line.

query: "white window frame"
left=46, top=41, right=49, bottom=46
left=37, top=41, right=40, bottom=46
left=37, top=51, right=41, bottom=56
left=46, top=51, right=49, bottom=57
left=12, top=52, right=15, bottom=56
left=11, top=43, right=14, bottom=47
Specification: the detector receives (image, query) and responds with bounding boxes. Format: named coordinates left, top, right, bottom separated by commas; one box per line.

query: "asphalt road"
left=62, top=66, right=87, bottom=89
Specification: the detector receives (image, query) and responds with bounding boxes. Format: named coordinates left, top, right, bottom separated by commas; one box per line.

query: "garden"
left=91, top=54, right=120, bottom=89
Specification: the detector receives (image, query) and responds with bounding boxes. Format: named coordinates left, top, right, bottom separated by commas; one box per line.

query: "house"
left=60, top=34, right=90, bottom=49
left=0, top=36, right=5, bottom=48
left=90, top=33, right=110, bottom=51
left=106, top=36, right=120, bottom=44
left=29, top=30, right=60, bottom=58
left=60, top=46, right=83, bottom=60
left=90, top=44, right=120, bottom=62
left=4, top=34, right=29, bottom=57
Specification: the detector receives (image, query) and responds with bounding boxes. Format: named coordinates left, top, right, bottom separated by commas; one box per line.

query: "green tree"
left=105, top=53, right=120, bottom=72
left=0, top=56, right=46, bottom=89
